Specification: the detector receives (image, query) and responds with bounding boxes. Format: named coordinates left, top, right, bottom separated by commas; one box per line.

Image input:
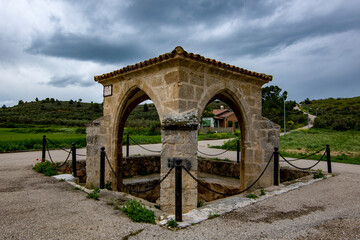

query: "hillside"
left=301, top=96, right=360, bottom=130
left=0, top=99, right=103, bottom=127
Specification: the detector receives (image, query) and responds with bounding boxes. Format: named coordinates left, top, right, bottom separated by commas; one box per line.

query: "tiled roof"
left=213, top=109, right=230, bottom=116
left=94, top=46, right=273, bottom=82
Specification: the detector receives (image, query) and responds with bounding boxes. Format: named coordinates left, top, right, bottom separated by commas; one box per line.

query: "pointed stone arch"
left=86, top=46, right=279, bottom=214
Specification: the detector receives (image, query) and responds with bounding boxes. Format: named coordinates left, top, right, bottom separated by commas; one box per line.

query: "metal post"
left=126, top=134, right=130, bottom=157
left=274, top=147, right=279, bottom=186
left=100, top=147, right=105, bottom=189
left=326, top=144, right=332, bottom=173
left=284, top=99, right=286, bottom=135
left=71, top=143, right=77, bottom=177
left=236, top=139, right=240, bottom=164
left=175, top=159, right=182, bottom=222
left=42, top=135, right=46, bottom=162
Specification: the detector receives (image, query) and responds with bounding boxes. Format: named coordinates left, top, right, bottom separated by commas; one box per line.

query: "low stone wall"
left=198, top=159, right=239, bottom=178
left=123, top=155, right=161, bottom=177
left=122, top=155, right=240, bottom=179
left=57, top=160, right=87, bottom=183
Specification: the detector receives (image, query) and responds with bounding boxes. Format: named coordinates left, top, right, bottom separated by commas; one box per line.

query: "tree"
left=69, top=99, right=74, bottom=104
left=35, top=97, right=39, bottom=102
left=143, top=103, right=149, bottom=112
left=1, top=104, right=6, bottom=109
left=18, top=100, right=24, bottom=105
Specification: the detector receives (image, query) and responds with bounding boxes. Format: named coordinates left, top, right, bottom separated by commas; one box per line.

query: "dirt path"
left=1, top=151, right=360, bottom=239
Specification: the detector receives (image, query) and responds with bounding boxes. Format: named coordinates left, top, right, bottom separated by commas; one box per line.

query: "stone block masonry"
left=87, top=46, right=279, bottom=214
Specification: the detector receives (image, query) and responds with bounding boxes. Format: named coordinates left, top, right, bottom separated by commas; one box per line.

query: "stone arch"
left=198, top=88, right=250, bottom=188
left=112, top=85, right=162, bottom=190
left=86, top=46, right=279, bottom=214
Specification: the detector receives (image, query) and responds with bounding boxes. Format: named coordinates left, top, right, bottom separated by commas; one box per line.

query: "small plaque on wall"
left=103, top=84, right=113, bottom=97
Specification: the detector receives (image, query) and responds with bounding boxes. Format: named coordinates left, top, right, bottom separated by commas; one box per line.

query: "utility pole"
left=283, top=91, right=288, bottom=135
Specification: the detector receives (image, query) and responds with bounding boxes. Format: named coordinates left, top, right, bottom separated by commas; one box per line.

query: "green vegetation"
left=301, top=96, right=360, bottom=130
left=246, top=193, right=259, bottom=200
left=208, top=212, right=220, bottom=219
left=121, top=199, right=156, bottom=224
left=32, top=160, right=57, bottom=176
left=262, top=86, right=308, bottom=131
left=313, top=169, right=326, bottom=179
left=260, top=188, right=266, bottom=196
left=197, top=200, right=204, bottom=208
left=0, top=98, right=102, bottom=127
left=0, top=127, right=86, bottom=152
left=280, top=129, right=360, bottom=164
left=167, top=219, right=178, bottom=228
left=215, top=129, right=360, bottom=165
left=86, top=187, right=100, bottom=200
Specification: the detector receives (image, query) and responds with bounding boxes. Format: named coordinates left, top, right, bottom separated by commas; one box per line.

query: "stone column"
left=160, top=115, right=198, bottom=214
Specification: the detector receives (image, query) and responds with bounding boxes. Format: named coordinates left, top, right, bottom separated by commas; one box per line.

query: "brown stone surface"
left=87, top=46, right=279, bottom=213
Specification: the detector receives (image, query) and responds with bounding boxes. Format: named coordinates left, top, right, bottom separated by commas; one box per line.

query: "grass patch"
left=121, top=199, right=156, bottom=224
left=213, top=129, right=360, bottom=165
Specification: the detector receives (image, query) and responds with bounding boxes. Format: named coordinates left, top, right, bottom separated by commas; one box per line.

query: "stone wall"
left=57, top=160, right=87, bottom=183
left=123, top=155, right=160, bottom=178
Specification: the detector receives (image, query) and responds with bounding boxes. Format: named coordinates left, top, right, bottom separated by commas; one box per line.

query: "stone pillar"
left=160, top=115, right=198, bottom=214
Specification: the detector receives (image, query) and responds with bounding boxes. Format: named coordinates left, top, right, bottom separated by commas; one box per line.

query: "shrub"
left=121, top=199, right=155, bottom=224
left=33, top=160, right=57, bottom=176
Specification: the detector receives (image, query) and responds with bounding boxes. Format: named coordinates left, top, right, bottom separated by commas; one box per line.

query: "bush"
left=33, top=160, right=57, bottom=176
left=121, top=199, right=155, bottom=224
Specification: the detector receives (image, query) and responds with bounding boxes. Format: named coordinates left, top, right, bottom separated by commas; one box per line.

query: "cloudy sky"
left=1, top=0, right=359, bottom=107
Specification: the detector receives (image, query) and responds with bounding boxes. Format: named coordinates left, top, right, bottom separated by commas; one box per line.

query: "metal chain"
left=105, top=152, right=174, bottom=194
left=197, top=139, right=238, bottom=157
left=46, top=141, right=72, bottom=167
left=129, top=136, right=161, bottom=153
left=279, top=148, right=326, bottom=162
left=182, top=153, right=274, bottom=196
left=46, top=138, right=71, bottom=153
left=279, top=151, right=326, bottom=170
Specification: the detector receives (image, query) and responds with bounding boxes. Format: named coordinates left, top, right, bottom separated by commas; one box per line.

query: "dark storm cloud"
left=26, top=32, right=148, bottom=64
left=48, top=74, right=94, bottom=88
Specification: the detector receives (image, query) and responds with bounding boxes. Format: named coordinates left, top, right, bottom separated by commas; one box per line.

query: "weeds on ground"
left=121, top=199, right=155, bottom=224
left=208, top=212, right=220, bottom=219
left=154, top=204, right=161, bottom=210
left=72, top=187, right=80, bottom=190
left=197, top=200, right=204, bottom=208
left=167, top=219, right=178, bottom=228
left=105, top=181, right=112, bottom=190
left=260, top=188, right=266, bottom=196
left=313, top=169, right=326, bottom=179
left=87, top=187, right=100, bottom=200
left=246, top=193, right=259, bottom=200
left=33, top=160, right=57, bottom=176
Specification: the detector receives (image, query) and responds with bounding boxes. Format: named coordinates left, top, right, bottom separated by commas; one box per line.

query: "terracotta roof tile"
left=94, top=46, right=272, bottom=82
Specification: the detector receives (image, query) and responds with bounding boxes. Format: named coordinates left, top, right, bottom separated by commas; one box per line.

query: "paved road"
left=1, top=143, right=360, bottom=239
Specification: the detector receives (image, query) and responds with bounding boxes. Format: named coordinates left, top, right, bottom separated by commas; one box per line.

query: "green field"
left=213, top=129, right=360, bottom=165
left=0, top=127, right=86, bottom=152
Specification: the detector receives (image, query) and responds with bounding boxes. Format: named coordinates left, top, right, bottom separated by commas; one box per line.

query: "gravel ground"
left=1, top=150, right=360, bottom=239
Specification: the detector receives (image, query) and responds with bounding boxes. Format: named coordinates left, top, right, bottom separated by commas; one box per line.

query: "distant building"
left=201, top=108, right=239, bottom=129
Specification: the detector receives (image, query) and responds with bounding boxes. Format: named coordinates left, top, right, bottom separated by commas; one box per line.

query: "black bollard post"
left=42, top=135, right=46, bottom=162
left=274, top=147, right=279, bottom=186
left=236, top=139, right=240, bottom=164
left=126, top=134, right=130, bottom=157
left=100, top=147, right=105, bottom=189
left=71, top=143, right=77, bottom=177
left=326, top=144, right=332, bottom=173
left=175, top=159, right=183, bottom=222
